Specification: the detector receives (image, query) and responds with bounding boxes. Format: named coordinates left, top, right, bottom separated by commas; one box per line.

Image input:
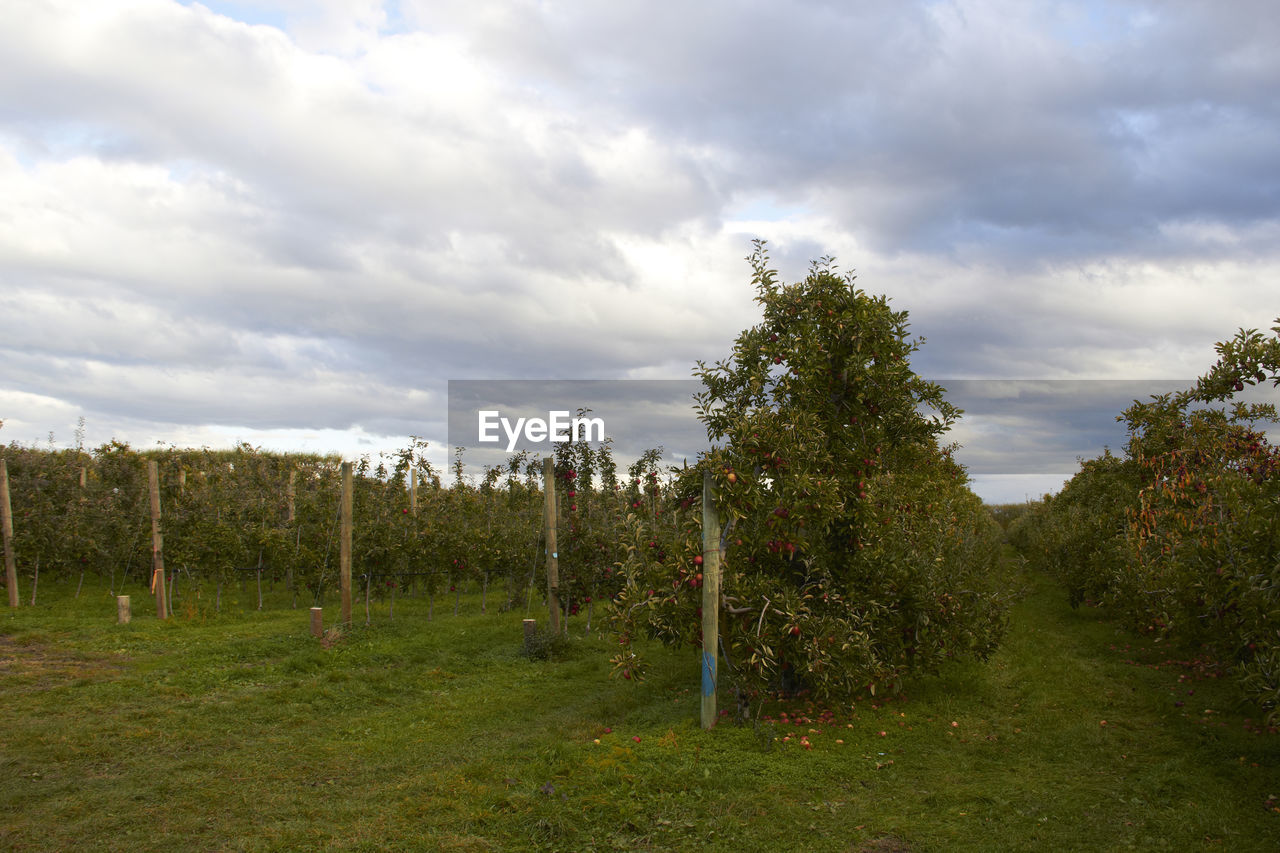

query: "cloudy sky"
left=2, top=0, right=1277, bottom=502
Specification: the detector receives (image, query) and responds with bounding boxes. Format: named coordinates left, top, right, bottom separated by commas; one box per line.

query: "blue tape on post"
left=702, top=649, right=716, bottom=697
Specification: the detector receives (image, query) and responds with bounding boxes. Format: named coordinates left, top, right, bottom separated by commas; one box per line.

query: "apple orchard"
left=2, top=243, right=1277, bottom=723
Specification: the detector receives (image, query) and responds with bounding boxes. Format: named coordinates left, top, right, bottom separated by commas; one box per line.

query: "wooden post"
left=542, top=457, right=561, bottom=636
left=1, top=459, right=17, bottom=608
left=75, top=466, right=88, bottom=599
left=309, top=606, right=323, bottom=638
left=117, top=594, right=131, bottom=624
left=409, top=466, right=417, bottom=515
left=147, top=460, right=168, bottom=620
left=287, top=470, right=298, bottom=606
left=701, top=469, right=721, bottom=730
left=523, top=618, right=537, bottom=654
left=340, top=462, right=353, bottom=626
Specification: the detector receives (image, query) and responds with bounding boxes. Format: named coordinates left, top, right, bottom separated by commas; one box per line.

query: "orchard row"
left=2, top=244, right=1021, bottom=712
left=0, top=436, right=677, bottom=618
left=1009, top=320, right=1280, bottom=721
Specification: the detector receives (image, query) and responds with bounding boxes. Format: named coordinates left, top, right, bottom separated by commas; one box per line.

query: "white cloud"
left=1, top=0, right=1277, bottom=504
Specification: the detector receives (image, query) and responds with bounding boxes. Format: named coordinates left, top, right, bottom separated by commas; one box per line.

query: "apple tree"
left=1117, top=319, right=1280, bottom=719
left=608, top=242, right=1009, bottom=700
left=1012, top=318, right=1280, bottom=721
left=1009, top=449, right=1140, bottom=608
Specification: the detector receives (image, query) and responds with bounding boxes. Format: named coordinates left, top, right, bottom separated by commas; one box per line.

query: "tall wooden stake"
left=147, top=460, right=168, bottom=619
left=286, top=467, right=298, bottom=606
left=409, top=466, right=417, bottom=515
left=340, top=461, right=353, bottom=626
left=75, top=466, right=88, bottom=598
left=1, top=459, right=17, bottom=608
left=701, top=469, right=721, bottom=730
left=542, top=457, right=561, bottom=636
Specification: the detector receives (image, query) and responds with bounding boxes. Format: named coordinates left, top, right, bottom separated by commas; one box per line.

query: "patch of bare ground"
left=852, top=838, right=912, bottom=853
left=0, top=635, right=123, bottom=690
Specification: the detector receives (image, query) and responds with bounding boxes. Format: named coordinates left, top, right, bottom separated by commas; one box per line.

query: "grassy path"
left=1, top=562, right=1277, bottom=851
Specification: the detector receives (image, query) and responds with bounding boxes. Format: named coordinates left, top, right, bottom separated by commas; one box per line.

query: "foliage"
left=986, top=502, right=1033, bottom=535
left=607, top=242, right=1011, bottom=701
left=1011, top=318, right=1280, bottom=720
left=0, top=432, right=626, bottom=626
left=1008, top=450, right=1140, bottom=608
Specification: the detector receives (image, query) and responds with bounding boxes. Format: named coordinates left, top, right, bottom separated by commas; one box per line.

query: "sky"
left=1, top=0, right=1278, bottom=503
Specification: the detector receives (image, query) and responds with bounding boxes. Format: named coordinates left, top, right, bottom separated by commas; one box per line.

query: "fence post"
left=542, top=457, right=561, bottom=636
left=1, top=460, right=17, bottom=608
left=147, top=460, right=168, bottom=620
left=340, top=462, right=353, bottom=626
left=310, top=606, right=323, bottom=638
left=701, top=469, right=721, bottom=730
left=117, top=595, right=131, bottom=624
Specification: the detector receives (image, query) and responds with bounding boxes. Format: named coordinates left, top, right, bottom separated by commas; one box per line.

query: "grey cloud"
left=437, top=0, right=1280, bottom=260
left=3, top=0, right=1278, bottom=505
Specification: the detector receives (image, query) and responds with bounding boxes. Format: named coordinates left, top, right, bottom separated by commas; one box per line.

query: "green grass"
left=1, top=565, right=1277, bottom=852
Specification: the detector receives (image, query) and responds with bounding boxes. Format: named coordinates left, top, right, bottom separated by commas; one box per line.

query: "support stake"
left=542, top=457, right=561, bottom=636
left=340, top=462, right=353, bottom=626
left=147, top=460, right=168, bottom=620
left=701, top=469, right=721, bottom=730
left=2, top=459, right=18, bottom=608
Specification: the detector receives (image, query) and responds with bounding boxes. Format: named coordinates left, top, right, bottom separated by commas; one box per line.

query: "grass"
left=1, top=563, right=1277, bottom=852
